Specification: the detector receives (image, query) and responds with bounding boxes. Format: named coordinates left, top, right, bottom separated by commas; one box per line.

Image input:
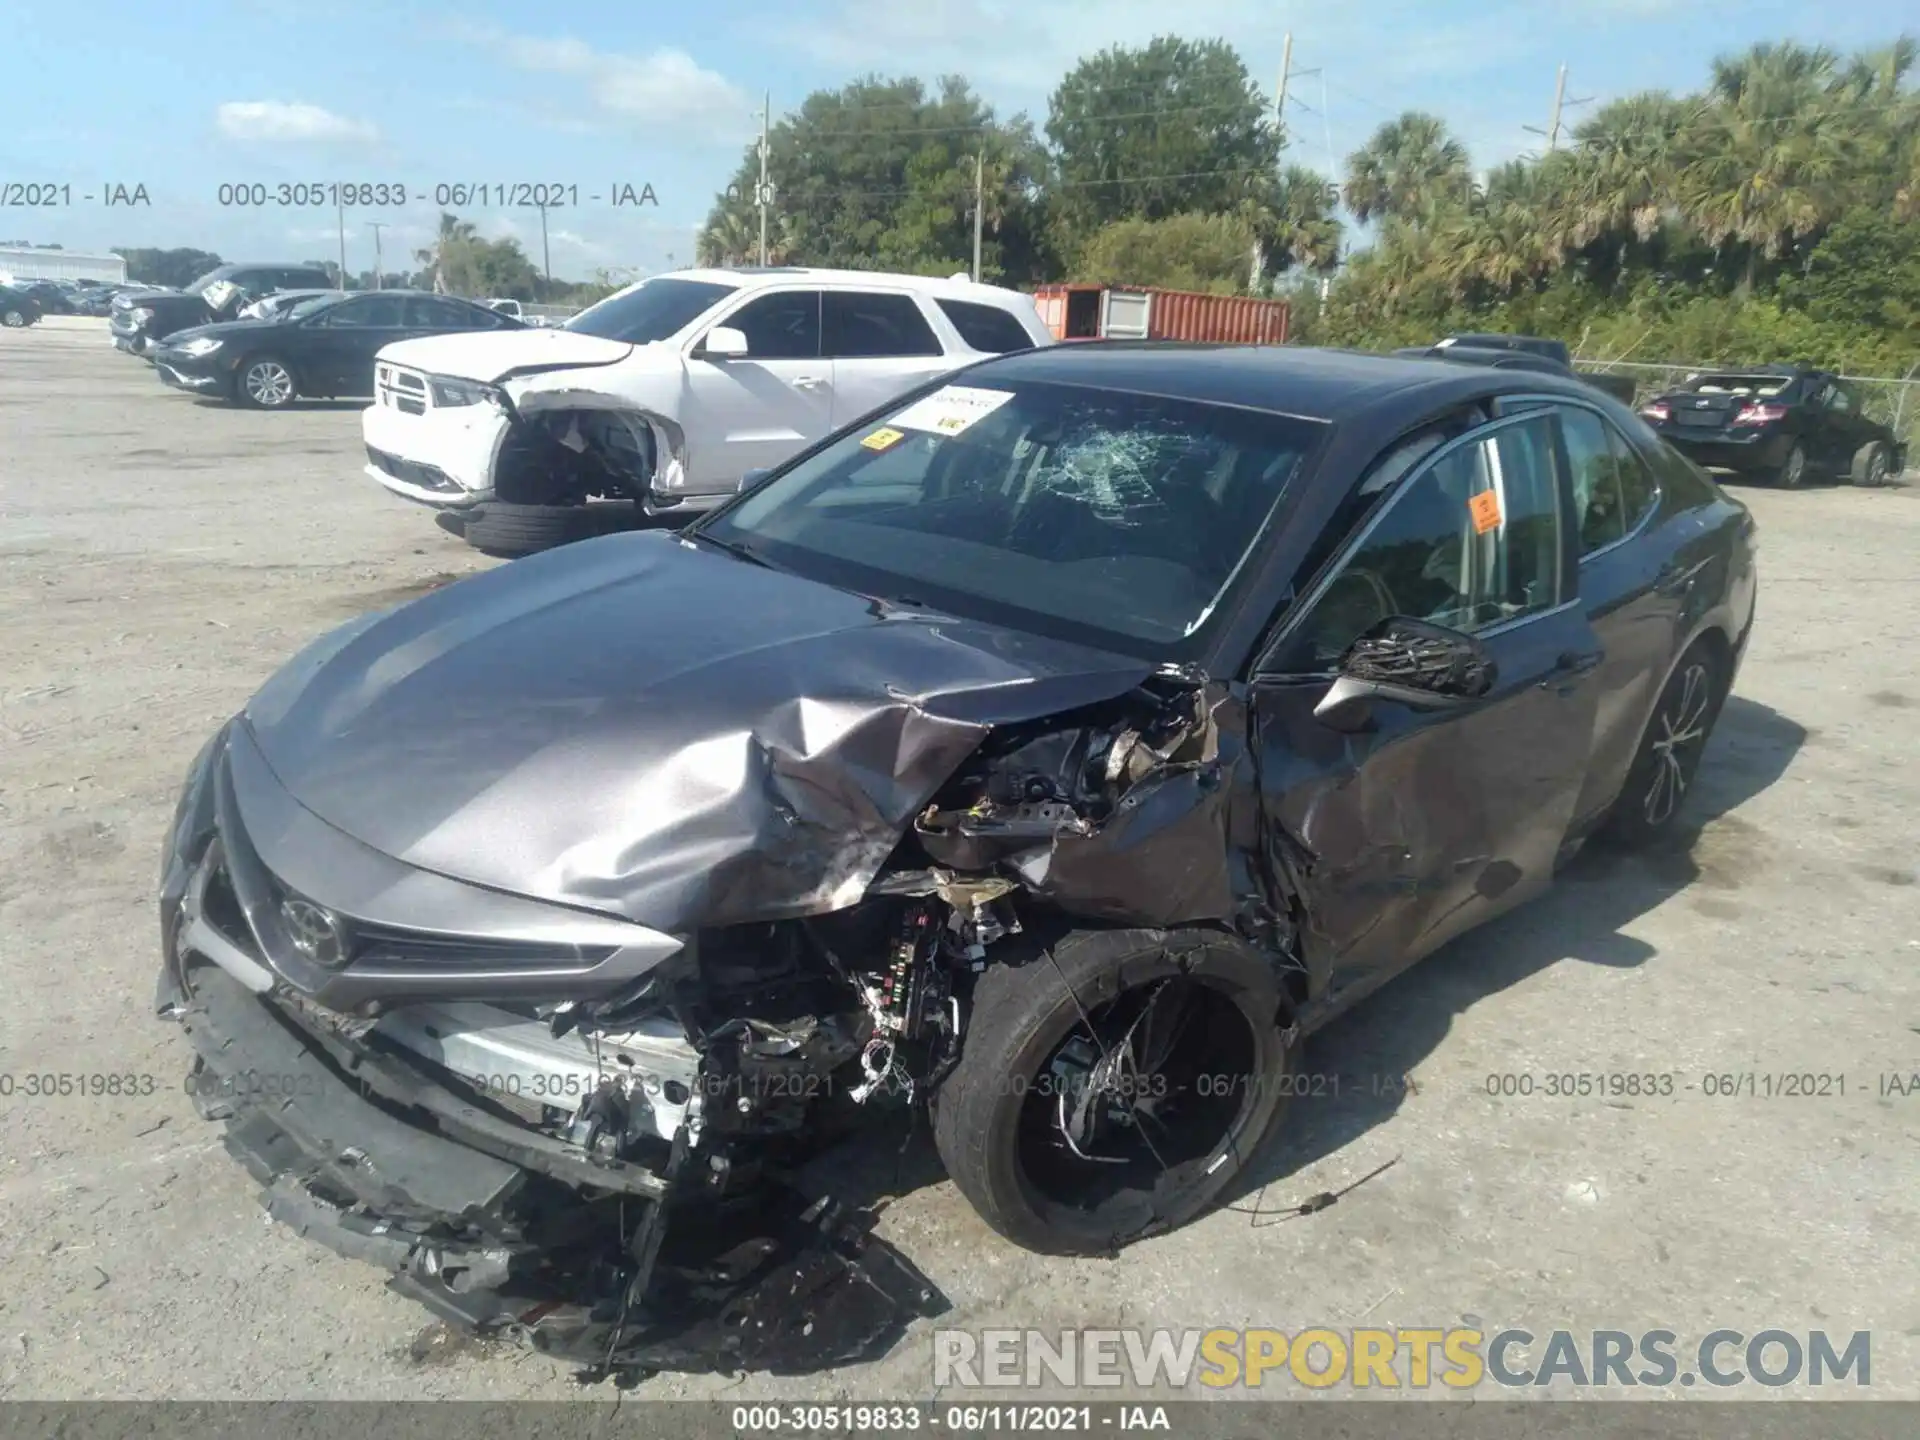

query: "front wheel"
left=1, top=308, right=27, bottom=328
left=236, top=356, right=296, bottom=409
left=932, top=928, right=1297, bottom=1256
left=1850, top=441, right=1890, bottom=489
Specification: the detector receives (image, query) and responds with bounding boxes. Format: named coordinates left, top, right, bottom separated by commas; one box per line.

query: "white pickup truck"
left=362, top=267, right=1053, bottom=554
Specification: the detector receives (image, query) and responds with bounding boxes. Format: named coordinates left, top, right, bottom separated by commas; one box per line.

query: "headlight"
left=175, top=336, right=222, bottom=357
left=131, top=306, right=154, bottom=323
left=428, top=375, right=502, bottom=408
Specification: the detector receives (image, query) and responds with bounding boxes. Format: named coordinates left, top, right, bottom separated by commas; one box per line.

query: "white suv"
left=363, top=267, right=1054, bottom=553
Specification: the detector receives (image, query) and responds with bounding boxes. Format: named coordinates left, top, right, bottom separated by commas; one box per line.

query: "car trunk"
left=1670, top=392, right=1748, bottom=434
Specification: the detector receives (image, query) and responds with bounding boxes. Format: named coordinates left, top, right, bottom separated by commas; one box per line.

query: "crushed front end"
left=156, top=725, right=948, bottom=1381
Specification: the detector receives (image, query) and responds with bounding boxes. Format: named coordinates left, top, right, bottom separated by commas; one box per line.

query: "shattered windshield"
left=566, top=276, right=738, bottom=343
left=698, top=379, right=1324, bottom=658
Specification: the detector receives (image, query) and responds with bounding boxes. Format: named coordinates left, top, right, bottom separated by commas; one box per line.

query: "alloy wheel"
left=1779, top=445, right=1806, bottom=488
left=1642, top=660, right=1714, bottom=828
left=1867, top=451, right=1889, bottom=487
left=1015, top=974, right=1259, bottom=1221
left=1, top=310, right=25, bottom=328
left=244, top=361, right=294, bottom=407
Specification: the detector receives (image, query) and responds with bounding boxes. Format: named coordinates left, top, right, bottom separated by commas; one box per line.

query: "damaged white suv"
left=362, top=267, right=1054, bottom=553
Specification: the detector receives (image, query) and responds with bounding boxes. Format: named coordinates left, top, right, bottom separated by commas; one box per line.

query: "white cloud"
left=454, top=25, right=752, bottom=140
left=216, top=100, right=378, bottom=143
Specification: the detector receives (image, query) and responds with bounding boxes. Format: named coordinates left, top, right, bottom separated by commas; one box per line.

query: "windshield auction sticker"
left=890, top=385, right=1016, bottom=436
left=860, top=426, right=906, bottom=451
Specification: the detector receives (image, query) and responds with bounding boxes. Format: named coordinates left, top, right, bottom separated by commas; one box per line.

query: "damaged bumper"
left=361, top=386, right=505, bottom=508
left=156, top=728, right=947, bottom=1378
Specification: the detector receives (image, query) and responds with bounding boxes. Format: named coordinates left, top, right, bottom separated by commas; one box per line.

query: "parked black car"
left=158, top=344, right=1757, bottom=1379
left=110, top=263, right=335, bottom=356
left=1639, top=364, right=1905, bottom=488
left=12, top=280, right=78, bottom=315
left=0, top=284, right=43, bottom=328
left=150, top=290, right=523, bottom=407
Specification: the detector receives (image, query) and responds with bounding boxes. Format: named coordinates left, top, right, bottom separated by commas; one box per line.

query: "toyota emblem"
left=280, top=896, right=351, bottom=969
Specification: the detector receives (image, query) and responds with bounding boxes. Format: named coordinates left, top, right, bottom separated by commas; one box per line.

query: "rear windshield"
left=566, top=277, right=736, bottom=343
left=1686, top=374, right=1795, bottom=397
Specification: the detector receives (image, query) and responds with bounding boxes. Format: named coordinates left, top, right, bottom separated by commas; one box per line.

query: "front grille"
left=367, top=446, right=461, bottom=494
left=352, top=923, right=617, bottom=973
left=375, top=363, right=429, bottom=415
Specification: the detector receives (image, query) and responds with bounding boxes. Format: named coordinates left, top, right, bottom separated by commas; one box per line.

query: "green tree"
left=1341, top=112, right=1473, bottom=225
left=699, top=75, right=1051, bottom=282
left=413, top=212, right=479, bottom=294
left=1268, top=166, right=1344, bottom=273
left=1074, top=211, right=1258, bottom=293
left=1047, top=36, right=1280, bottom=240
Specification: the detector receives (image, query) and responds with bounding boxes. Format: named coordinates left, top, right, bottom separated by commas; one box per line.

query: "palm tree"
left=1342, top=112, right=1473, bottom=225
left=1671, top=42, right=1857, bottom=286
left=1565, top=93, right=1690, bottom=249
left=413, top=212, right=478, bottom=295
left=1270, top=165, right=1344, bottom=272
left=696, top=207, right=757, bottom=266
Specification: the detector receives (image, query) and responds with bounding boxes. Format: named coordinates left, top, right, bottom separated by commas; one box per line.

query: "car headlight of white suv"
left=428, top=375, right=505, bottom=408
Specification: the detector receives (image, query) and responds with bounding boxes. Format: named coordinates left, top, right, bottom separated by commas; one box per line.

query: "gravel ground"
left=1, top=319, right=1915, bottom=1403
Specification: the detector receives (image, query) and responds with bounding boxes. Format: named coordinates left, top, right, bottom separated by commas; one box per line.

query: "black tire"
left=1774, top=442, right=1808, bottom=489
left=1599, top=639, right=1726, bottom=847
left=1, top=307, right=28, bottom=328
left=1849, top=440, right=1891, bottom=489
left=460, top=501, right=598, bottom=557
left=235, top=354, right=297, bottom=409
left=932, top=927, right=1297, bottom=1256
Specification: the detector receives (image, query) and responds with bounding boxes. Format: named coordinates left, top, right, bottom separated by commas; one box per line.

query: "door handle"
left=1657, top=559, right=1704, bottom=596
left=791, top=375, right=826, bottom=390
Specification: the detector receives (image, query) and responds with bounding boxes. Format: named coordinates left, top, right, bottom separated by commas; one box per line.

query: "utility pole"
left=971, top=151, right=983, bottom=282
left=335, top=194, right=347, bottom=290
left=366, top=222, right=385, bottom=289
left=757, top=90, right=771, bottom=266
left=1276, top=33, right=1293, bottom=131
left=1526, top=64, right=1591, bottom=152
left=536, top=202, right=552, bottom=286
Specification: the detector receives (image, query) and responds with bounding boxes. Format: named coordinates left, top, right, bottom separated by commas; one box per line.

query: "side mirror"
left=737, top=467, right=772, bottom=493
left=1312, top=617, right=1497, bottom=732
left=699, top=325, right=749, bottom=359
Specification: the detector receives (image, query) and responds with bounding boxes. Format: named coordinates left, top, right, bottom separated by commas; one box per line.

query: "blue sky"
left=3, top=0, right=1911, bottom=280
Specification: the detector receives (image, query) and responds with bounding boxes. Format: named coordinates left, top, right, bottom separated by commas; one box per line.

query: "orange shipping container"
left=1029, top=284, right=1289, bottom=345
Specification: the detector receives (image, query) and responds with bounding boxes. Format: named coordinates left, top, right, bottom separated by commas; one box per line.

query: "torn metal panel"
left=242, top=530, right=1154, bottom=933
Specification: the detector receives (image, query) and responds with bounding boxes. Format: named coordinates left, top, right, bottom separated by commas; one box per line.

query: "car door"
left=1546, top=402, right=1684, bottom=829
left=822, top=289, right=956, bottom=425
left=1249, top=410, right=1603, bottom=1006
left=678, top=289, right=832, bottom=491
left=298, top=294, right=410, bottom=395
left=1819, top=380, right=1872, bottom=471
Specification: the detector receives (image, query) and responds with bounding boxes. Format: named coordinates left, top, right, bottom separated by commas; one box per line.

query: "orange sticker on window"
left=861, top=427, right=905, bottom=452
left=1469, top=489, right=1502, bottom=534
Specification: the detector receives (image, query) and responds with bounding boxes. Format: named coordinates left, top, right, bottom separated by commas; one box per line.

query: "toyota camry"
left=155, top=343, right=1758, bottom=1380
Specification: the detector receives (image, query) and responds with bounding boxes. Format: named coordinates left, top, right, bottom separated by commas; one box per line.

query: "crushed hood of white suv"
left=378, top=328, right=640, bottom=384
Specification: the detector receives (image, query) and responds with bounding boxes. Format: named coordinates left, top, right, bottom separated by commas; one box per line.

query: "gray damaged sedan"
left=158, top=344, right=1758, bottom=1380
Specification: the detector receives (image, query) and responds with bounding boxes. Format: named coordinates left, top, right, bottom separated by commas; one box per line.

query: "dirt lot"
left=1, top=320, right=1916, bottom=1402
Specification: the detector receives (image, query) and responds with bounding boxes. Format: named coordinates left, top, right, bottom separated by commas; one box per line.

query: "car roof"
left=967, top=342, right=1598, bottom=424
left=667, top=266, right=1032, bottom=304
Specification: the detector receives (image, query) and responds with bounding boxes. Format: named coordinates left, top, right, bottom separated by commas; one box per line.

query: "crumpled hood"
left=376, top=327, right=638, bottom=382
left=241, top=531, right=1153, bottom=932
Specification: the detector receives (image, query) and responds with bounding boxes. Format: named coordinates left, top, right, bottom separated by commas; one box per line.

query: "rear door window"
left=824, top=291, right=944, bottom=358
left=936, top=298, right=1035, bottom=353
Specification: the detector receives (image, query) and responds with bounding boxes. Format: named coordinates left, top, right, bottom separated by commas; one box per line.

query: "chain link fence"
left=1574, top=358, right=1919, bottom=473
